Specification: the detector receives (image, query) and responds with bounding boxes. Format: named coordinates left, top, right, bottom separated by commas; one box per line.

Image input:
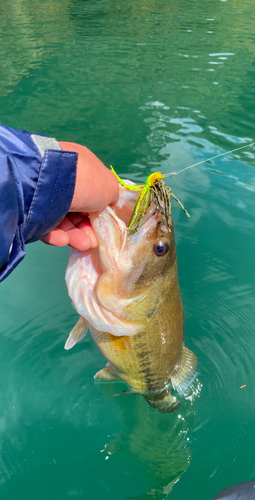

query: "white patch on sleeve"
left=31, top=134, right=61, bottom=157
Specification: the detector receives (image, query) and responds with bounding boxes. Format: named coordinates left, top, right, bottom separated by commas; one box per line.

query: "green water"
left=1, top=0, right=255, bottom=498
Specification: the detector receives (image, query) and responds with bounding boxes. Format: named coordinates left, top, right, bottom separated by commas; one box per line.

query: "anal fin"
left=94, top=365, right=122, bottom=381
left=171, top=346, right=197, bottom=396
left=64, top=317, right=88, bottom=350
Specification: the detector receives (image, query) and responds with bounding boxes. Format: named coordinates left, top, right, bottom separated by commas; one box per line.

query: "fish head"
left=121, top=209, right=176, bottom=297
left=66, top=183, right=177, bottom=336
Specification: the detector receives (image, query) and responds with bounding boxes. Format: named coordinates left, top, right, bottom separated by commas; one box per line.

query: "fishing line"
left=164, top=142, right=255, bottom=177
left=111, top=141, right=255, bottom=226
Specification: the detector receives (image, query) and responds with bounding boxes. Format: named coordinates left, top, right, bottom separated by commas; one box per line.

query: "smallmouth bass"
left=65, top=181, right=197, bottom=413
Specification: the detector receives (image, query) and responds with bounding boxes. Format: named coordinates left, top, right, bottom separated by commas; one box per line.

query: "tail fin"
left=145, top=389, right=180, bottom=413
left=171, top=346, right=197, bottom=396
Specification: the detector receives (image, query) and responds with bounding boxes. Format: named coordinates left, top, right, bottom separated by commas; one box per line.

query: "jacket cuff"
left=0, top=139, right=77, bottom=282
left=23, top=148, right=78, bottom=243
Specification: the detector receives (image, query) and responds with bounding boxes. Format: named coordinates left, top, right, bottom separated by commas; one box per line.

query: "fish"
left=65, top=181, right=197, bottom=413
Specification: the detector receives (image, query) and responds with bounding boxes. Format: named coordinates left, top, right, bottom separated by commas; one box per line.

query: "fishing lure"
left=111, top=167, right=189, bottom=233
left=111, top=141, right=255, bottom=233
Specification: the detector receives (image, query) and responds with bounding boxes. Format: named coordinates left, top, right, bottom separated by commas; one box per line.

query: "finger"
left=66, top=227, right=93, bottom=251
left=57, top=214, right=91, bottom=232
left=68, top=213, right=88, bottom=226
left=41, top=228, right=69, bottom=246
left=67, top=214, right=98, bottom=248
left=77, top=212, right=89, bottom=218
left=41, top=226, right=95, bottom=251
left=57, top=215, right=75, bottom=232
left=75, top=220, right=98, bottom=248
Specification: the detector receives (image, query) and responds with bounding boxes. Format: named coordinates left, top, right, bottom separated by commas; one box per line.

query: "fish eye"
left=154, top=241, right=168, bottom=256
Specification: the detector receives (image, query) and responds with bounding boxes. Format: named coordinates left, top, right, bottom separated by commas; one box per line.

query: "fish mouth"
left=130, top=201, right=158, bottom=232
left=66, top=181, right=170, bottom=337
left=113, top=183, right=163, bottom=236
left=88, top=182, right=168, bottom=281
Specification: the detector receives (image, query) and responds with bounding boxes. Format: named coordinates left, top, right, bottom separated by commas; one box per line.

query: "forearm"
left=0, top=126, right=78, bottom=281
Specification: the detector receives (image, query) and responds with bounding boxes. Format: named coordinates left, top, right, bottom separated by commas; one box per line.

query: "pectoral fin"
left=64, top=317, right=88, bottom=350
left=94, top=365, right=122, bottom=381
left=171, top=346, right=197, bottom=396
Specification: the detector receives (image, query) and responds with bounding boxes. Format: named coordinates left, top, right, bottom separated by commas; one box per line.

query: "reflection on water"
left=0, top=0, right=73, bottom=98
left=0, top=0, right=255, bottom=498
left=97, top=382, right=201, bottom=499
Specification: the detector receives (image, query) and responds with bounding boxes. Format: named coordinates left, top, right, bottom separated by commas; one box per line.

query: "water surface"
left=0, top=0, right=255, bottom=498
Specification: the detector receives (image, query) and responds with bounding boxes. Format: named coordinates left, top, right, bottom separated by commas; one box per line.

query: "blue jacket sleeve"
left=0, top=125, right=78, bottom=282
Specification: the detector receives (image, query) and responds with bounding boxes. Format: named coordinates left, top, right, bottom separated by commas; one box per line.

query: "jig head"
left=111, top=167, right=189, bottom=233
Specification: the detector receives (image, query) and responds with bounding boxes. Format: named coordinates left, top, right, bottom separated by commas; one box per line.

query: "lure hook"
left=111, top=167, right=189, bottom=233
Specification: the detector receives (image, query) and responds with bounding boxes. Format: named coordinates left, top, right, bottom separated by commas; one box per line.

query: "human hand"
left=41, top=142, right=119, bottom=251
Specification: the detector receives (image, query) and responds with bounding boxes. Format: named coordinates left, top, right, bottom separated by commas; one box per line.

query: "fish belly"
left=89, top=282, right=184, bottom=396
